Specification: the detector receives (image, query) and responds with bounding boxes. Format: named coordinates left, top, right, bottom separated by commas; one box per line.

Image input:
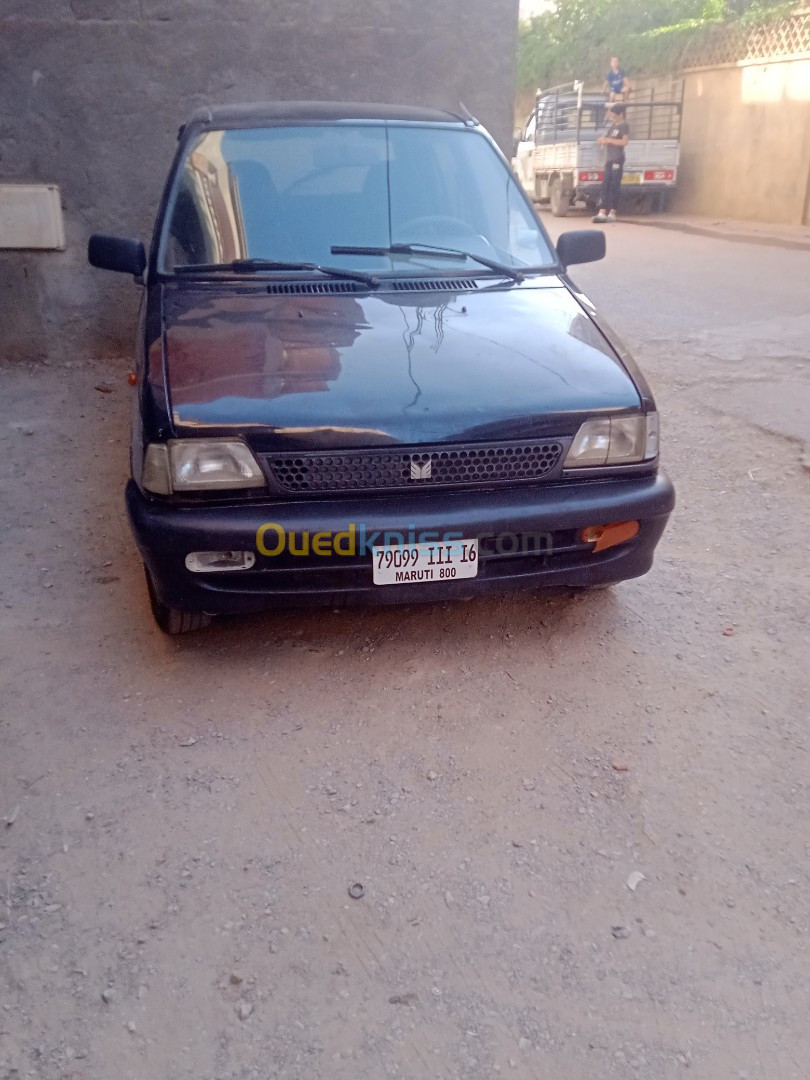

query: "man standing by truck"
left=593, top=103, right=629, bottom=223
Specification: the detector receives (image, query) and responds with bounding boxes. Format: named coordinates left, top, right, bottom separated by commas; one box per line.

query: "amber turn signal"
left=128, top=371, right=137, bottom=386
left=580, top=520, right=639, bottom=553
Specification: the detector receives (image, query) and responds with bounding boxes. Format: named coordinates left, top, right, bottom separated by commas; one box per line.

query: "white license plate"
left=372, top=539, right=478, bottom=586
left=621, top=173, right=642, bottom=185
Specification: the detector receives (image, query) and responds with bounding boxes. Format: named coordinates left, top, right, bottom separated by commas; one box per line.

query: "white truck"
left=513, top=81, right=683, bottom=216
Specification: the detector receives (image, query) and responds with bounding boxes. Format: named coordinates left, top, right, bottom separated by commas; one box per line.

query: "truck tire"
left=549, top=177, right=570, bottom=218
left=638, top=193, right=656, bottom=215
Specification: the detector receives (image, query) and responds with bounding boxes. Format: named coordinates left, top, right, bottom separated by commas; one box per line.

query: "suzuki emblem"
left=410, top=458, right=432, bottom=480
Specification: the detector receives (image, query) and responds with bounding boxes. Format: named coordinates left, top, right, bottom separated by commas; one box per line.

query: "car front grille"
left=262, top=439, right=566, bottom=495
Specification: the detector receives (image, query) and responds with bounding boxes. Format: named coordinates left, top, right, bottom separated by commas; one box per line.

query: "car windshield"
left=158, top=122, right=556, bottom=274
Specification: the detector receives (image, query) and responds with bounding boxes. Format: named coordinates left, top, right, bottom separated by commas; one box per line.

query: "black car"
left=89, top=102, right=674, bottom=633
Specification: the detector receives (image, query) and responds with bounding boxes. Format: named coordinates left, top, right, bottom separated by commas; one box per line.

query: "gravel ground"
left=1, top=222, right=808, bottom=1080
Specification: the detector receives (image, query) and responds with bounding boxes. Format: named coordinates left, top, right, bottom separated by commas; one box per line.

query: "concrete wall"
left=0, top=0, right=519, bottom=361
left=675, top=58, right=810, bottom=225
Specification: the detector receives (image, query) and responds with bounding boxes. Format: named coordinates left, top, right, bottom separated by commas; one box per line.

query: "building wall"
left=0, top=0, right=519, bottom=360
left=675, top=58, right=810, bottom=225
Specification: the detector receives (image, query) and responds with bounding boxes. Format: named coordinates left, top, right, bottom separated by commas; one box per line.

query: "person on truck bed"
left=603, top=57, right=629, bottom=102
left=592, top=104, right=629, bottom=224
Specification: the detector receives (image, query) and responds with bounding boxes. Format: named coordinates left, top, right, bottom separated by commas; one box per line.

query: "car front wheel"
left=144, top=565, right=213, bottom=635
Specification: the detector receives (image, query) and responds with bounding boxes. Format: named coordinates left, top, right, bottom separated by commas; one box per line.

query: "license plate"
left=622, top=173, right=642, bottom=184
left=372, top=539, right=478, bottom=586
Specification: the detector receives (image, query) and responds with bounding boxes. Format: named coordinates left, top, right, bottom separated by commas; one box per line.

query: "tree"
left=517, top=0, right=797, bottom=90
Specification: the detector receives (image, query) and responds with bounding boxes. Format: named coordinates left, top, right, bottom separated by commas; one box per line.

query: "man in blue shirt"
left=603, top=57, right=629, bottom=102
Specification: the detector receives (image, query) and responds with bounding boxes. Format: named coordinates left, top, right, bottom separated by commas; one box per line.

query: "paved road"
left=1, top=222, right=808, bottom=1080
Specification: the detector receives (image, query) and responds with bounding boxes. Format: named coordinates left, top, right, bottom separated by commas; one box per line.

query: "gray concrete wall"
left=0, top=0, right=519, bottom=360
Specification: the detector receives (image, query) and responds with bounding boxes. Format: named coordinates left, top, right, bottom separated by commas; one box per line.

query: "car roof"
left=185, top=101, right=473, bottom=130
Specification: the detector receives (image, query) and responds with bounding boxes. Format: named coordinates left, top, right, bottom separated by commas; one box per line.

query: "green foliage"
left=516, top=0, right=798, bottom=90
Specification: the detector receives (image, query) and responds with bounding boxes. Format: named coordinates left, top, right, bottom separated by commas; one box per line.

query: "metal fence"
left=533, top=82, right=682, bottom=145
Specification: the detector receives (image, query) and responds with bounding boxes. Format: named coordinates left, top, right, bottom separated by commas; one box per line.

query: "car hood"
left=162, top=279, right=641, bottom=449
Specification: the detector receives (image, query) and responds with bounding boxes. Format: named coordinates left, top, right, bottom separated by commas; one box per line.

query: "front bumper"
left=126, top=472, right=675, bottom=615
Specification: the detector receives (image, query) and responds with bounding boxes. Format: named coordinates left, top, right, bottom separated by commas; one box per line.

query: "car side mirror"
left=556, top=230, right=606, bottom=268
left=88, top=234, right=146, bottom=277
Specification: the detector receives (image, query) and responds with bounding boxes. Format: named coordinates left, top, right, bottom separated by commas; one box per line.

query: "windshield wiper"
left=172, top=259, right=379, bottom=287
left=332, top=243, right=525, bottom=283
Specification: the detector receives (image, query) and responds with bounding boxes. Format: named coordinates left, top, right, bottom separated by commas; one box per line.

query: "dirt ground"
left=1, top=221, right=809, bottom=1080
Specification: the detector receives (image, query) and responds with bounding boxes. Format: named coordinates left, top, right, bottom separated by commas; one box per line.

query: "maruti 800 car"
left=88, top=102, right=674, bottom=633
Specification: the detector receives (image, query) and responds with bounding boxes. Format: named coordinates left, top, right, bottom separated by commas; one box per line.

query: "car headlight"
left=564, top=413, right=659, bottom=468
left=142, top=440, right=265, bottom=494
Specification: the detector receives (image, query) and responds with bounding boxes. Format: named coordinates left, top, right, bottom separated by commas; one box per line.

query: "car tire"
left=144, top=565, right=213, bottom=634
left=549, top=177, right=570, bottom=217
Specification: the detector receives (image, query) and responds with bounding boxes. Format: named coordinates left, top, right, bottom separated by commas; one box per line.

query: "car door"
left=513, top=111, right=537, bottom=194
